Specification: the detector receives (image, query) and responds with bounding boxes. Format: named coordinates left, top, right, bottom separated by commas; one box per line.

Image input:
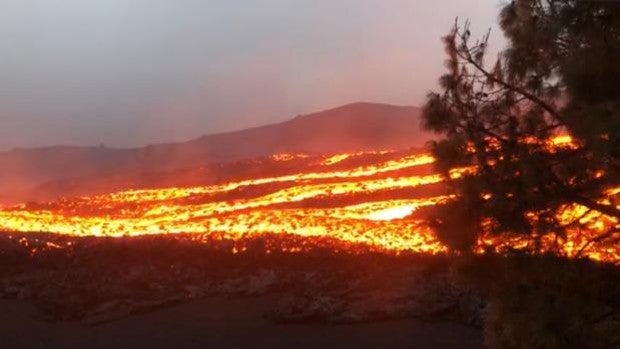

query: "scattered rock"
left=0, top=234, right=485, bottom=327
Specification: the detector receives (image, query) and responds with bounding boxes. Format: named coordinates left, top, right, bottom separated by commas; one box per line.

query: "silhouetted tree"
left=422, top=0, right=620, bottom=254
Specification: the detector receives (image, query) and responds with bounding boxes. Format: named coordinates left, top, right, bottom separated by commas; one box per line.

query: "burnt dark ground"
left=0, top=297, right=482, bottom=349
left=0, top=233, right=483, bottom=348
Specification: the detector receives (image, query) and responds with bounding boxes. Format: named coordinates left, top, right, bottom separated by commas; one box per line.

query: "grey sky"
left=0, top=0, right=507, bottom=149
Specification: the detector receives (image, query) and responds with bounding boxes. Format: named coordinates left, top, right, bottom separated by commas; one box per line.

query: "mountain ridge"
left=0, top=102, right=433, bottom=203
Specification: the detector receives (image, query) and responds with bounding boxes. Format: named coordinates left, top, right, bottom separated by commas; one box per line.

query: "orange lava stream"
left=0, top=144, right=617, bottom=262
left=66, top=153, right=435, bottom=205
left=0, top=151, right=451, bottom=254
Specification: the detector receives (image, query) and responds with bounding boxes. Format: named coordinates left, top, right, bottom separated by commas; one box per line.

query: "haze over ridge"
left=0, top=0, right=504, bottom=150
left=0, top=102, right=432, bottom=203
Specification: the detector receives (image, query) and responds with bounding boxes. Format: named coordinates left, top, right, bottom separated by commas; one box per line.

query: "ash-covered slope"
left=0, top=102, right=431, bottom=203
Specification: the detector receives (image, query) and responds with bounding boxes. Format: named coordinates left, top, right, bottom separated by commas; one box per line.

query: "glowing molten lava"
left=0, top=145, right=617, bottom=262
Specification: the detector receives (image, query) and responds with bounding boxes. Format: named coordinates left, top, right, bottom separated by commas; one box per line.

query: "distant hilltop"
left=0, top=102, right=433, bottom=203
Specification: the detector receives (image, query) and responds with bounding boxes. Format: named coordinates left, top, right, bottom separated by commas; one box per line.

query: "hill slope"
left=0, top=102, right=431, bottom=203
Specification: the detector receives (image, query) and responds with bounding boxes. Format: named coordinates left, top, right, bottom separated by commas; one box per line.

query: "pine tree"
left=422, top=0, right=620, bottom=254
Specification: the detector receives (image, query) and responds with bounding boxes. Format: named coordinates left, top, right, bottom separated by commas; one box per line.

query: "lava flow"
left=0, top=147, right=618, bottom=262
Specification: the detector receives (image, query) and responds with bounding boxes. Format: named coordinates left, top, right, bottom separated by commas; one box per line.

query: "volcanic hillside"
left=0, top=102, right=430, bottom=204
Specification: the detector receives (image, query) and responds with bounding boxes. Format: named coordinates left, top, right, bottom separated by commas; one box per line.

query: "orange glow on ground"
left=0, top=141, right=617, bottom=262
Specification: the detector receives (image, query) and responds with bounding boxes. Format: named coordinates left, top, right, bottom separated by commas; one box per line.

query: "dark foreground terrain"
left=0, top=297, right=481, bottom=349
left=0, top=233, right=483, bottom=349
